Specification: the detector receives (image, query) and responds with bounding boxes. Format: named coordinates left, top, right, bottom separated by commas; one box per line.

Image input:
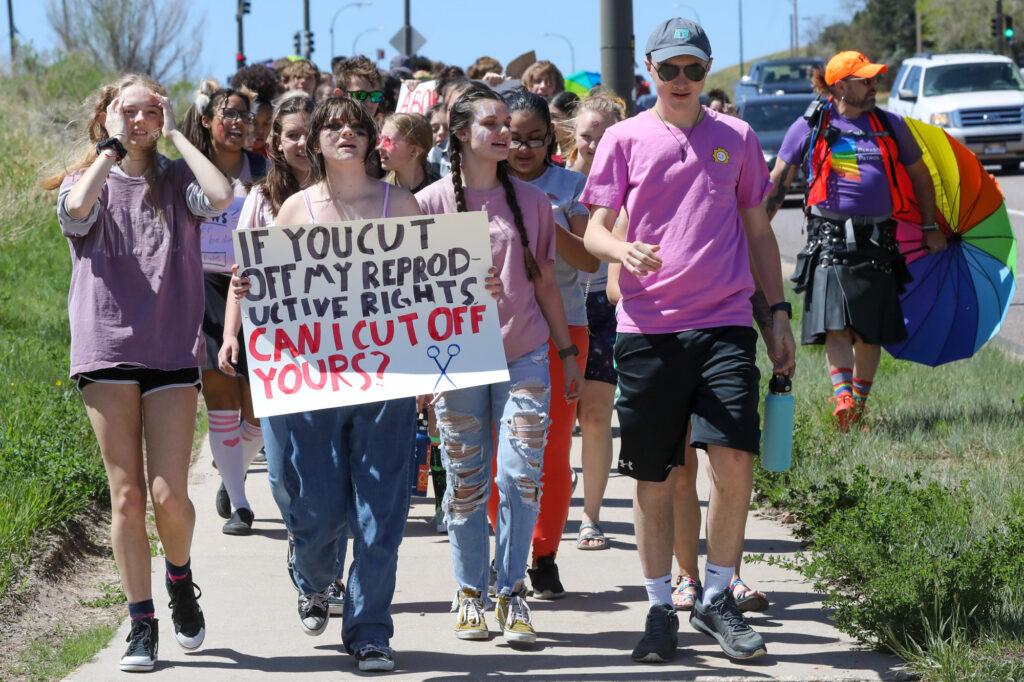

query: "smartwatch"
left=96, top=137, right=127, bottom=162
left=557, top=344, right=579, bottom=360
left=769, top=301, right=793, bottom=319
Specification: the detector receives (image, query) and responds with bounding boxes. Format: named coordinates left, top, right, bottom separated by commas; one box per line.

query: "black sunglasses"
left=656, top=62, right=708, bottom=83
left=348, top=90, right=384, bottom=103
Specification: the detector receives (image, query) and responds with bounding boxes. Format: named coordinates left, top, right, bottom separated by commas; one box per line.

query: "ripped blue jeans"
left=435, top=342, right=550, bottom=599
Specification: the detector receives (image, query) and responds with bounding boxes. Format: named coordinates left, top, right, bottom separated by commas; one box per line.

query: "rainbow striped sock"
left=830, top=367, right=853, bottom=399
left=852, top=377, right=873, bottom=405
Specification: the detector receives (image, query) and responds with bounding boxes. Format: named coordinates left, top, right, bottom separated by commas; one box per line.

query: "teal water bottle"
left=761, top=374, right=794, bottom=472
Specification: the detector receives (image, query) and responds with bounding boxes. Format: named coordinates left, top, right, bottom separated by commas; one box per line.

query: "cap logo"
left=674, top=28, right=691, bottom=40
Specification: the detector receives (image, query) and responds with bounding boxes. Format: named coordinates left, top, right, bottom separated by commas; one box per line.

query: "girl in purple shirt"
left=43, top=74, right=233, bottom=673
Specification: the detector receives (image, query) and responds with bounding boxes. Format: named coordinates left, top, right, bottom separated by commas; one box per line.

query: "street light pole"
left=599, top=0, right=634, bottom=114
left=6, top=0, right=15, bottom=65
left=543, top=32, right=575, bottom=73
left=792, top=0, right=799, bottom=55
left=738, top=0, right=744, bottom=76
left=330, top=2, right=370, bottom=60
left=353, top=27, right=380, bottom=57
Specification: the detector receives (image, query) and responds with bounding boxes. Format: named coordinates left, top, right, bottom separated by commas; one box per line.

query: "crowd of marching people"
left=49, top=11, right=951, bottom=674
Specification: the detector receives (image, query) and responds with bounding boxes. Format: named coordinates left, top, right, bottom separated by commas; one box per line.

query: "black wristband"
left=557, top=344, right=579, bottom=359
left=769, top=301, right=793, bottom=319
left=96, top=137, right=127, bottom=162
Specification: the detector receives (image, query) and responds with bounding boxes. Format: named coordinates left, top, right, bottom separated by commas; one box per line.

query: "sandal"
left=575, top=522, right=609, bottom=551
left=672, top=576, right=701, bottom=611
left=731, top=577, right=769, bottom=612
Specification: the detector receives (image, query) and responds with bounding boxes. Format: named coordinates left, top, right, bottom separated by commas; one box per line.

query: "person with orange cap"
left=764, top=51, right=946, bottom=431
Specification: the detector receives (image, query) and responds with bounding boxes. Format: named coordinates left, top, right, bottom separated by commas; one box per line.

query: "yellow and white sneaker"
left=495, top=593, right=537, bottom=644
left=452, top=588, right=489, bottom=640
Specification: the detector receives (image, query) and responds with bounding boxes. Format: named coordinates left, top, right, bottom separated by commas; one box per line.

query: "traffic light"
left=304, top=30, right=314, bottom=58
left=1005, top=15, right=1015, bottom=42
left=236, top=52, right=245, bottom=67
left=993, top=14, right=1003, bottom=38
left=236, top=0, right=250, bottom=18
left=293, top=31, right=301, bottom=55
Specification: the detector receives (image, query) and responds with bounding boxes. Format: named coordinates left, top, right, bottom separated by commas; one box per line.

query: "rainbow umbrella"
left=884, top=118, right=1017, bottom=366
left=565, top=70, right=601, bottom=97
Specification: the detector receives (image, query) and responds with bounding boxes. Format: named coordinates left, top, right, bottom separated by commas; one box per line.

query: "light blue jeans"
left=434, top=342, right=550, bottom=599
left=262, top=398, right=415, bottom=653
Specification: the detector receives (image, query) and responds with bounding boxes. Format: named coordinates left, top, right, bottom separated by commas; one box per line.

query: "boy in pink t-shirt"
left=581, top=18, right=796, bottom=664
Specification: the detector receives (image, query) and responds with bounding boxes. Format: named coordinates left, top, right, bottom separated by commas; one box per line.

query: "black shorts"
left=203, top=272, right=249, bottom=377
left=584, top=291, right=618, bottom=385
left=614, top=326, right=761, bottom=482
left=76, top=366, right=202, bottom=397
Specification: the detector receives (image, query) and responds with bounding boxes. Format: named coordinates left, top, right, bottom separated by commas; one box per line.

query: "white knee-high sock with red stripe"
left=240, top=420, right=263, bottom=467
left=208, top=410, right=250, bottom=511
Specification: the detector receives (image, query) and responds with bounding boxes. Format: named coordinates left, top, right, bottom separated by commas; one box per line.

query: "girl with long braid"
left=416, top=83, right=582, bottom=645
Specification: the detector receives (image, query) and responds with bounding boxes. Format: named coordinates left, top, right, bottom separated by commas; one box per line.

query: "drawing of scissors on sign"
left=428, top=343, right=461, bottom=391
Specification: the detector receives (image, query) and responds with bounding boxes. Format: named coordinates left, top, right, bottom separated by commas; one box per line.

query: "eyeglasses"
left=348, top=90, right=384, bottom=103
left=655, top=62, right=708, bottom=83
left=508, top=138, right=548, bottom=151
left=220, top=108, right=256, bottom=124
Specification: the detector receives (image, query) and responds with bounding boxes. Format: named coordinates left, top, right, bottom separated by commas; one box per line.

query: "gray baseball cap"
left=645, top=18, right=712, bottom=63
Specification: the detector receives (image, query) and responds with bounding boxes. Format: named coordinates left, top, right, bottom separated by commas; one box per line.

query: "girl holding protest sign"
left=241, top=95, right=418, bottom=672
left=485, top=88, right=596, bottom=600
left=415, top=83, right=582, bottom=645
left=180, top=82, right=268, bottom=537
left=45, top=74, right=233, bottom=672
left=378, top=112, right=439, bottom=194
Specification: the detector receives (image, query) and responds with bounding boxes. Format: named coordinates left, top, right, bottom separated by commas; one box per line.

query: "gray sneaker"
left=690, top=590, right=766, bottom=659
left=297, top=589, right=330, bottom=636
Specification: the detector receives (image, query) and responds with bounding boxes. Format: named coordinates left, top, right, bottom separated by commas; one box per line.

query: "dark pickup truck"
left=734, top=57, right=823, bottom=103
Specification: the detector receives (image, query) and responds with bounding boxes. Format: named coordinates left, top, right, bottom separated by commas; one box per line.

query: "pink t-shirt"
left=580, top=108, right=772, bottom=334
left=416, top=174, right=557, bottom=362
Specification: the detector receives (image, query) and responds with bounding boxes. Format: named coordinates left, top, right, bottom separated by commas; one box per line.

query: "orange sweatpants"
left=488, top=326, right=590, bottom=561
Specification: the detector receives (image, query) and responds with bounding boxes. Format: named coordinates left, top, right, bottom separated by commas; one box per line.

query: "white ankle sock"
left=644, top=574, right=673, bottom=607
left=703, top=562, right=733, bottom=606
left=240, top=420, right=263, bottom=467
left=209, top=410, right=250, bottom=511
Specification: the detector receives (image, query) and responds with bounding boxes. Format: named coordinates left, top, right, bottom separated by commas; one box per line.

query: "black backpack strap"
left=245, top=150, right=268, bottom=181
left=800, top=97, right=829, bottom=214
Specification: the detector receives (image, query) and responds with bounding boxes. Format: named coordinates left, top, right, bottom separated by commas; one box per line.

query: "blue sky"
left=7, top=0, right=843, bottom=81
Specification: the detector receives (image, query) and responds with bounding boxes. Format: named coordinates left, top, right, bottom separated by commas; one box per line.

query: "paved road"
left=771, top=168, right=1024, bottom=355
left=71, top=437, right=900, bottom=680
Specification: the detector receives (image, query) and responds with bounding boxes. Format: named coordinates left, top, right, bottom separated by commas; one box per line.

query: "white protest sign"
left=396, top=79, right=438, bottom=115
left=200, top=196, right=245, bottom=272
left=233, top=211, right=509, bottom=418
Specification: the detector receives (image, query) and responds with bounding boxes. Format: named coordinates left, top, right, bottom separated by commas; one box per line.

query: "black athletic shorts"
left=613, top=326, right=761, bottom=482
left=76, top=366, right=203, bottom=397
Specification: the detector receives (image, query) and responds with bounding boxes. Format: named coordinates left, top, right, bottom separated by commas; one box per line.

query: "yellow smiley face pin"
left=712, top=147, right=730, bottom=164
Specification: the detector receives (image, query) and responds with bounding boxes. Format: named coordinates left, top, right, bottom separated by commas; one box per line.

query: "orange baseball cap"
left=825, top=51, right=887, bottom=86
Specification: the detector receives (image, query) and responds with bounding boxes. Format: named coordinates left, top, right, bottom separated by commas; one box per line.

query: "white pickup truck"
left=886, top=53, right=1024, bottom=170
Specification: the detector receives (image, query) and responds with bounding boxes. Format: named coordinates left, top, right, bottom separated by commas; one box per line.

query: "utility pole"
left=600, top=0, right=634, bottom=114
left=6, top=0, right=14, bottom=65
left=915, top=0, right=922, bottom=53
left=738, top=0, right=744, bottom=76
left=792, top=0, right=799, bottom=55
left=303, top=0, right=313, bottom=60
left=997, top=0, right=1006, bottom=55
left=403, top=0, right=412, bottom=56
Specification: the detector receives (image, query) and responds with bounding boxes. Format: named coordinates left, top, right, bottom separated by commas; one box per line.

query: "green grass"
left=13, top=623, right=119, bottom=681
left=752, top=295, right=1024, bottom=676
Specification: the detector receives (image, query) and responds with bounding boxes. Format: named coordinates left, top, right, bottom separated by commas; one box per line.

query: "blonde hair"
left=279, top=59, right=320, bottom=84
left=40, top=73, right=167, bottom=191
left=521, top=60, right=565, bottom=95
left=381, top=113, right=432, bottom=185
left=564, top=91, right=626, bottom=165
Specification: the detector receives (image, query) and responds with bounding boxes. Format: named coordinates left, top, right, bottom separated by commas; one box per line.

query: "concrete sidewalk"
left=70, top=432, right=901, bottom=680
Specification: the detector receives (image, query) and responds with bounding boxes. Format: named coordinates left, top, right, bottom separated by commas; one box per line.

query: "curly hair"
left=230, top=64, right=284, bottom=104
left=279, top=59, right=319, bottom=84
left=467, top=55, right=503, bottom=79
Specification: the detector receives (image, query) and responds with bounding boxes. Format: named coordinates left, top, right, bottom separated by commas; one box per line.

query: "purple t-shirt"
left=778, top=106, right=921, bottom=216
left=58, top=157, right=214, bottom=376
left=416, top=174, right=557, bottom=362
left=580, top=108, right=771, bottom=335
